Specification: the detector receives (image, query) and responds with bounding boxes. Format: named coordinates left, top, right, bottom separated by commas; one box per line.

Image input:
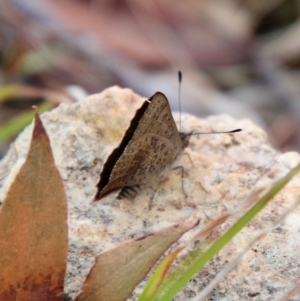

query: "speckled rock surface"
left=0, top=86, right=300, bottom=301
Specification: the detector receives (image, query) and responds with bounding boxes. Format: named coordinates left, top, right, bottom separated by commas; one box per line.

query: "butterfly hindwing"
left=97, top=133, right=178, bottom=199
left=131, top=93, right=182, bottom=154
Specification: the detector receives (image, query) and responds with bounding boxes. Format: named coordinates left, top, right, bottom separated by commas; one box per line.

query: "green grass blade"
left=0, top=102, right=54, bottom=142
left=147, top=163, right=300, bottom=301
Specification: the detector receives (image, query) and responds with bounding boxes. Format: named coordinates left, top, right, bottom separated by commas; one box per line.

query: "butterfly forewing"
left=131, top=93, right=182, bottom=154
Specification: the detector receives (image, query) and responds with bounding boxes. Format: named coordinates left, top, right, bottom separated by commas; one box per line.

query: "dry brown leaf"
left=0, top=109, right=68, bottom=301
left=76, top=219, right=200, bottom=301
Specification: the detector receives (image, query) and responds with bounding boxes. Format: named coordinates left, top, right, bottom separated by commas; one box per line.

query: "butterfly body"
left=94, top=92, right=189, bottom=201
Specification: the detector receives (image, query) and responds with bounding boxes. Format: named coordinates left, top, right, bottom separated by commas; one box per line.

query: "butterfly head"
left=180, top=131, right=193, bottom=150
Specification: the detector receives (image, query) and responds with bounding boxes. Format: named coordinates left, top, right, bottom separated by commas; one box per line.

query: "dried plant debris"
left=0, top=87, right=300, bottom=300
left=0, top=109, right=68, bottom=301
left=76, top=219, right=199, bottom=301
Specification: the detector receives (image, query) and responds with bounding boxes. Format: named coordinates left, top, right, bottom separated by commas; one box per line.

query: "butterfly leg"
left=181, top=152, right=194, bottom=167
left=172, top=165, right=188, bottom=199
left=147, top=184, right=160, bottom=210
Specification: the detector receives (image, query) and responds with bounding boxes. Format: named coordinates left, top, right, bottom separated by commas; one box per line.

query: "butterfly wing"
left=96, top=133, right=177, bottom=199
left=94, top=92, right=183, bottom=200
left=131, top=92, right=182, bottom=154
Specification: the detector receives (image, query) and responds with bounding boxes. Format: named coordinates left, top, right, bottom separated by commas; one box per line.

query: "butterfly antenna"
left=178, top=70, right=182, bottom=133
left=176, top=71, right=242, bottom=137
left=187, top=129, right=242, bottom=137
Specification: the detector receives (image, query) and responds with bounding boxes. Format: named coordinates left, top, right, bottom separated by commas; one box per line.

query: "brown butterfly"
left=94, top=92, right=190, bottom=201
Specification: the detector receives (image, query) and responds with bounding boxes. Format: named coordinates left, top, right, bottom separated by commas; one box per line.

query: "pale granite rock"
left=0, top=86, right=300, bottom=301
